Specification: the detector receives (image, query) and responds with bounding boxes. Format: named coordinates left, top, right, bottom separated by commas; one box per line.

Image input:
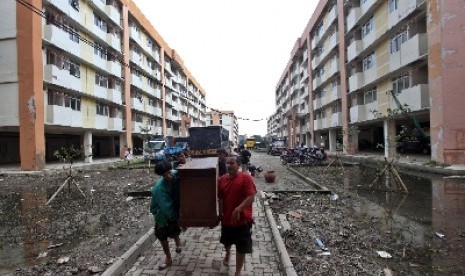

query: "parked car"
left=397, top=138, right=431, bottom=155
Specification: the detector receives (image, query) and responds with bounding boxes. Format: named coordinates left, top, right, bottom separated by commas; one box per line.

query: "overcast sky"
left=132, top=0, right=318, bottom=136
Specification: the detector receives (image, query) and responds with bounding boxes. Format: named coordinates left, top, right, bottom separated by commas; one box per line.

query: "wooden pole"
left=46, top=177, right=71, bottom=206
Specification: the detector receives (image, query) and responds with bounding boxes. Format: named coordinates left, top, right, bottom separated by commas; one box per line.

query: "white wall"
left=0, top=83, right=19, bottom=126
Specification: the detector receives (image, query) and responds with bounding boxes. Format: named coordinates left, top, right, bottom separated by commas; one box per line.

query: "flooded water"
left=295, top=164, right=465, bottom=275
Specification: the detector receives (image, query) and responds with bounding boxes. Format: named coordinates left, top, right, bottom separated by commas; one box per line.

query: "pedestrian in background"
left=217, top=148, right=228, bottom=177
left=218, top=155, right=257, bottom=276
left=173, top=152, right=187, bottom=169
left=150, top=160, right=182, bottom=270
left=239, top=146, right=251, bottom=173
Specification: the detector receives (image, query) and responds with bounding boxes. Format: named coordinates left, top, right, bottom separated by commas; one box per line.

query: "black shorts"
left=155, top=221, right=181, bottom=241
left=220, top=223, right=253, bottom=254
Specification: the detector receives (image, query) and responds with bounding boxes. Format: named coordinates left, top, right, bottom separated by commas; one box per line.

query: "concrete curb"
left=287, top=166, right=331, bottom=192
left=260, top=192, right=298, bottom=276
left=102, top=228, right=156, bottom=276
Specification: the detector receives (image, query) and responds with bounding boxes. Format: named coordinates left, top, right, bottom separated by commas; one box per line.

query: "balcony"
left=131, top=74, right=143, bottom=90
left=311, top=55, right=321, bottom=69
left=320, top=93, right=332, bottom=107
left=93, top=55, right=107, bottom=71
left=312, top=76, right=322, bottom=89
left=346, top=7, right=361, bottom=32
left=107, top=60, right=122, bottom=78
left=365, top=101, right=377, bottom=121
left=347, top=39, right=362, bottom=62
left=95, top=114, right=109, bottom=130
left=314, top=119, right=322, bottom=130
left=388, top=0, right=422, bottom=29
left=106, top=33, right=121, bottom=52
left=43, top=24, right=81, bottom=56
left=46, top=105, right=82, bottom=127
left=393, top=84, right=429, bottom=112
left=130, top=50, right=141, bottom=64
left=389, top=34, right=428, bottom=72
left=92, top=26, right=107, bottom=44
left=360, top=0, right=383, bottom=16
left=43, top=64, right=81, bottom=92
left=327, top=32, right=338, bottom=51
left=132, top=121, right=144, bottom=133
left=108, top=117, right=123, bottom=131
left=363, top=67, right=377, bottom=86
left=45, top=0, right=80, bottom=23
left=327, top=5, right=337, bottom=25
left=92, top=0, right=106, bottom=12
left=107, top=89, right=122, bottom=105
left=350, top=105, right=366, bottom=123
left=331, top=85, right=341, bottom=101
left=348, top=72, right=364, bottom=92
left=313, top=98, right=322, bottom=110
left=94, top=84, right=107, bottom=99
left=361, top=30, right=375, bottom=49
left=131, top=98, right=144, bottom=111
left=129, top=27, right=143, bottom=46
left=331, top=112, right=342, bottom=127
left=105, top=4, right=121, bottom=26
left=330, top=58, right=339, bottom=76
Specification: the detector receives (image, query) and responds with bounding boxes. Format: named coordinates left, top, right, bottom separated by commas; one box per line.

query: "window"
left=95, top=73, right=108, bottom=87
left=96, top=102, right=109, bottom=116
left=94, top=13, right=107, bottom=32
left=69, top=0, right=79, bottom=11
left=389, top=0, right=398, bottom=13
left=364, top=87, right=377, bottom=104
left=390, top=28, right=409, bottom=54
left=48, top=90, right=81, bottom=111
left=69, top=26, right=79, bottom=43
left=361, top=17, right=374, bottom=38
left=94, top=43, right=106, bottom=59
left=392, top=75, right=411, bottom=94
left=363, top=52, right=375, bottom=71
left=63, top=59, right=81, bottom=78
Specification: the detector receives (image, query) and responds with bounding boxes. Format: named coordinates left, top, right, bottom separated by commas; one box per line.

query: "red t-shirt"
left=218, top=172, right=257, bottom=227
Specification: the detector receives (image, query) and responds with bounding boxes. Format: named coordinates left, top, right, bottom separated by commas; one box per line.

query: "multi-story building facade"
left=268, top=0, right=465, bottom=165
left=0, top=0, right=207, bottom=170
left=206, top=110, right=239, bottom=148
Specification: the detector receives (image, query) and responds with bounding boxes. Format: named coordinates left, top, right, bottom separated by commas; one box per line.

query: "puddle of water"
left=296, top=165, right=465, bottom=274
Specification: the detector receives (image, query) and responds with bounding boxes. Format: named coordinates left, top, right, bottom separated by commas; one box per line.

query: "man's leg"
left=174, top=235, right=182, bottom=253
left=223, top=244, right=231, bottom=265
left=235, top=253, right=245, bottom=276
left=159, top=240, right=172, bottom=269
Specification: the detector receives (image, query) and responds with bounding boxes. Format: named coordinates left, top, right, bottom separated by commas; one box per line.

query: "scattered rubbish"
left=57, top=256, right=70, bottom=264
left=315, top=238, right=327, bottom=251
left=48, top=243, right=64, bottom=249
left=125, top=196, right=134, bottom=201
left=88, top=266, right=103, bottom=273
left=292, top=195, right=302, bottom=199
left=330, top=194, right=339, bottom=201
left=106, top=258, right=115, bottom=265
left=38, top=252, right=48, bottom=258
left=278, top=214, right=291, bottom=232
left=435, top=232, right=445, bottom=239
left=84, top=175, right=90, bottom=178
left=338, top=231, right=349, bottom=237
left=318, top=252, right=331, bottom=256
left=376, top=251, right=392, bottom=258
left=127, top=183, right=131, bottom=186
left=287, top=210, right=302, bottom=218
left=383, top=267, right=394, bottom=276
left=96, top=171, right=101, bottom=174
left=0, top=178, right=3, bottom=181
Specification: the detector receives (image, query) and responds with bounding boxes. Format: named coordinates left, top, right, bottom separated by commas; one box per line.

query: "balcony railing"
left=389, top=33, right=428, bottom=72
left=346, top=7, right=361, bottom=32
left=392, top=84, right=429, bottom=112
left=46, top=105, right=82, bottom=127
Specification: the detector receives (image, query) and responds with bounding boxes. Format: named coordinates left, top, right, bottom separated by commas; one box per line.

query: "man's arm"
left=231, top=194, right=255, bottom=223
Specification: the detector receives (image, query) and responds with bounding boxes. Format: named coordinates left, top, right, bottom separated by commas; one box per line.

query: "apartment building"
left=0, top=0, right=206, bottom=170
left=206, top=110, right=239, bottom=148
left=268, top=0, right=465, bottom=165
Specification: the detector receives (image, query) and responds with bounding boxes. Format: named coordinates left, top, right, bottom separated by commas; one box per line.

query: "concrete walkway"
left=122, top=198, right=283, bottom=276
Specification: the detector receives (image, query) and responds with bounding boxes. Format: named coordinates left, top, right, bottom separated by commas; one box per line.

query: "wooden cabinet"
left=177, top=157, right=218, bottom=227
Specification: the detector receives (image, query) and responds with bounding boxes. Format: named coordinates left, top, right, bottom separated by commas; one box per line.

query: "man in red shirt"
left=218, top=155, right=257, bottom=276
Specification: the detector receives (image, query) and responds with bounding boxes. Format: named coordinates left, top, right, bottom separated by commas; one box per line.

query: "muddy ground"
left=1, top=153, right=463, bottom=275
left=0, top=164, right=155, bottom=275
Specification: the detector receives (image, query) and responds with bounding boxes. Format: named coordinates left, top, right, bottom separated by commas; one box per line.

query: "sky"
left=132, top=0, right=318, bottom=137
